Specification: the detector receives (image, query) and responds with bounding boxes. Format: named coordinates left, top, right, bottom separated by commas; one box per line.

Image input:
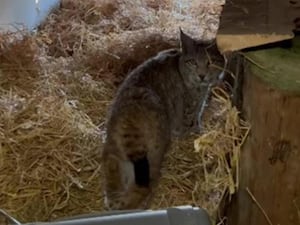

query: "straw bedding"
left=0, top=0, right=249, bottom=224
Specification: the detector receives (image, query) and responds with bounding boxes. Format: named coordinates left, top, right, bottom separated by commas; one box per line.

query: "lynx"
left=102, top=29, right=224, bottom=210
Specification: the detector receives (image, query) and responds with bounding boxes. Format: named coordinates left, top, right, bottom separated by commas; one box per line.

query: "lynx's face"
left=180, top=48, right=209, bottom=87
left=178, top=29, right=223, bottom=90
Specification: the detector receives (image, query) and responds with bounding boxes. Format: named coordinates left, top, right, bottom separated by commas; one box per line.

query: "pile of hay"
left=150, top=88, right=249, bottom=222
left=0, top=0, right=249, bottom=224
left=0, top=32, right=110, bottom=221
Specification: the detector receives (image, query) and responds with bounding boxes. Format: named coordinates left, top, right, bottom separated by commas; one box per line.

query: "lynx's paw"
left=105, top=197, right=127, bottom=210
left=104, top=185, right=150, bottom=210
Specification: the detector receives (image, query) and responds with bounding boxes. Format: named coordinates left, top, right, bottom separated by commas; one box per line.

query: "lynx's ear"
left=180, top=28, right=197, bottom=55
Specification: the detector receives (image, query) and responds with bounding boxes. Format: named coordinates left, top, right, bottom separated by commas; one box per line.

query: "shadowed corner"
left=131, top=156, right=150, bottom=188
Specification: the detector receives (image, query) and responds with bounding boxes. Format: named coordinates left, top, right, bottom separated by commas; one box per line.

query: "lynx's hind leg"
left=103, top=153, right=135, bottom=209
left=103, top=153, right=152, bottom=210
left=122, top=184, right=151, bottom=209
left=109, top=184, right=151, bottom=210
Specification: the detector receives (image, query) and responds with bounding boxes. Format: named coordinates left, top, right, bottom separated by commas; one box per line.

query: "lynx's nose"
left=198, top=74, right=206, bottom=81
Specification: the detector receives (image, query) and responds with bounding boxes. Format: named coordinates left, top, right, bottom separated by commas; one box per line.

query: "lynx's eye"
left=186, top=59, right=197, bottom=67
left=206, top=60, right=210, bottom=67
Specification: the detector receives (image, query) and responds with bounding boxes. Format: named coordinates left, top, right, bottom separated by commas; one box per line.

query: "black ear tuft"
left=180, top=28, right=196, bottom=55
left=201, top=39, right=216, bottom=49
left=179, top=27, right=183, bottom=36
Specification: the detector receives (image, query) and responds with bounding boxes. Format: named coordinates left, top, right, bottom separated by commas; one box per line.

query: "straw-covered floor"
left=0, top=0, right=249, bottom=224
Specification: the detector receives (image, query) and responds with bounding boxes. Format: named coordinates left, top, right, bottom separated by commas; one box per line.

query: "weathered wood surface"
left=219, top=0, right=299, bottom=34
left=216, top=0, right=300, bottom=52
left=226, top=41, right=300, bottom=225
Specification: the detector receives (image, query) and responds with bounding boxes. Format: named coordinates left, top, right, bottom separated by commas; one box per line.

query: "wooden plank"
left=216, top=33, right=293, bottom=53
left=226, top=37, right=300, bottom=225
left=217, top=0, right=299, bottom=52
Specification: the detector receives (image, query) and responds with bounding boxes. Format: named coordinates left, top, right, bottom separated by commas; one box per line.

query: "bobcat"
left=102, top=29, right=224, bottom=210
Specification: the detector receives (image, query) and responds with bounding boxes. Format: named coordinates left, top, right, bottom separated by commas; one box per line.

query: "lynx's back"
left=102, top=30, right=222, bottom=210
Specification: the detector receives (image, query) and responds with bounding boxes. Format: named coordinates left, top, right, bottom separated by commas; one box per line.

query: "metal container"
left=1, top=205, right=211, bottom=225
